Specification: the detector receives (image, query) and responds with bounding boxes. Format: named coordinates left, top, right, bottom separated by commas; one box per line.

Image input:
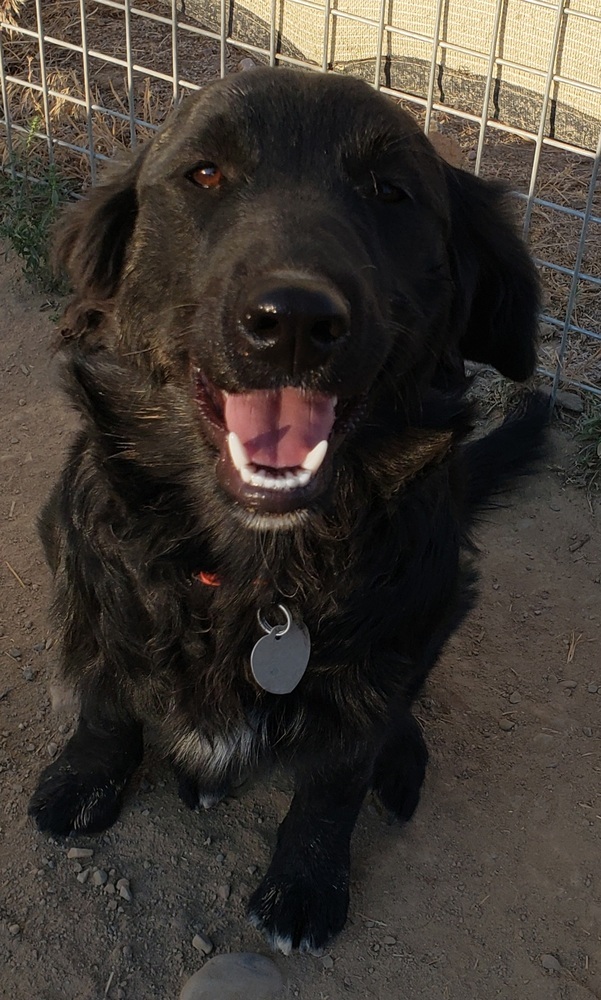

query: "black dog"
left=29, top=68, right=545, bottom=953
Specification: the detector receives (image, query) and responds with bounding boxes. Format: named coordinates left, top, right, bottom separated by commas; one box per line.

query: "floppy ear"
left=445, top=165, right=540, bottom=382
left=55, top=145, right=148, bottom=342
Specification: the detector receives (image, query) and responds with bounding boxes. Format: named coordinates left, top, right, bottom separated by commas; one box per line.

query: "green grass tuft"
left=0, top=119, right=74, bottom=294
left=575, top=404, right=601, bottom=492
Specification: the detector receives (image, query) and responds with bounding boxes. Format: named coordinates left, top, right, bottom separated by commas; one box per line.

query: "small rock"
left=498, top=718, right=515, bottom=731
left=587, top=683, right=598, bottom=694
left=47, top=742, right=58, bottom=757
left=560, top=680, right=577, bottom=690
left=216, top=853, right=225, bottom=864
left=8, top=648, right=22, bottom=660
left=8, top=923, right=20, bottom=936
left=104, top=882, right=116, bottom=895
left=92, top=869, right=108, bottom=886
left=18, top=398, right=26, bottom=407
left=246, top=865, right=258, bottom=876
left=67, top=847, right=94, bottom=860
left=583, top=727, right=593, bottom=738
left=555, top=390, right=583, bottom=414
left=509, top=691, right=521, bottom=704
left=383, top=935, right=397, bottom=945
left=116, top=878, right=129, bottom=891
left=123, top=945, right=133, bottom=960
left=322, top=955, right=334, bottom=970
left=192, top=932, right=214, bottom=955
left=179, top=953, right=284, bottom=1000
left=22, top=668, right=36, bottom=681
left=72, top=862, right=82, bottom=873
left=238, top=58, right=258, bottom=72
left=107, top=899, right=118, bottom=911
left=119, top=884, right=132, bottom=902
left=33, top=642, right=46, bottom=653
left=218, top=884, right=231, bottom=901
left=77, top=869, right=91, bottom=884
left=541, top=953, right=561, bottom=972
left=467, top=149, right=477, bottom=161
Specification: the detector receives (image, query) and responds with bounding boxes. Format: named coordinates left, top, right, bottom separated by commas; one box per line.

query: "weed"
left=575, top=403, right=601, bottom=492
left=0, top=118, right=74, bottom=294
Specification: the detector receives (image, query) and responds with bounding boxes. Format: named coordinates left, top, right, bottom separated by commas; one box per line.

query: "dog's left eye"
left=370, top=174, right=409, bottom=203
left=188, top=163, right=223, bottom=189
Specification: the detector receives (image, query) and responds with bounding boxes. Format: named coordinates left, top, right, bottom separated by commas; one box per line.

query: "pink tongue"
left=224, top=388, right=336, bottom=468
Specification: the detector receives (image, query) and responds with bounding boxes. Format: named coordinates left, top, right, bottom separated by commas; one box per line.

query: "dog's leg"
left=248, top=753, right=371, bottom=954
left=370, top=711, right=428, bottom=822
left=29, top=691, right=143, bottom=836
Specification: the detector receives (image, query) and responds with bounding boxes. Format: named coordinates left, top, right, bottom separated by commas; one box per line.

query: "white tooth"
left=227, top=431, right=250, bottom=472
left=297, top=469, right=311, bottom=487
left=239, top=464, right=254, bottom=484
left=250, top=472, right=265, bottom=488
left=302, top=439, right=328, bottom=474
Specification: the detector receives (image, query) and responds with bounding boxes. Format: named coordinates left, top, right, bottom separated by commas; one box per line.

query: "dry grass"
left=0, top=1, right=599, bottom=389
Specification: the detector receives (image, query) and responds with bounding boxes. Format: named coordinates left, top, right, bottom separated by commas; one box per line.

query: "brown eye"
left=188, top=163, right=223, bottom=189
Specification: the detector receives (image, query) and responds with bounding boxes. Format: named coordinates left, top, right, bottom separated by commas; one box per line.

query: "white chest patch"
left=171, top=721, right=265, bottom=780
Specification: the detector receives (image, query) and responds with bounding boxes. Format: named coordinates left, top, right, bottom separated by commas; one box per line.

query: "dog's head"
left=57, top=68, right=539, bottom=527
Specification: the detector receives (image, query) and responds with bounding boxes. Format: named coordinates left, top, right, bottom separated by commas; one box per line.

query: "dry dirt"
left=1, top=248, right=600, bottom=1000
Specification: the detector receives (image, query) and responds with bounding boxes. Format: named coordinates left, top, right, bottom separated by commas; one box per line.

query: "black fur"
left=29, top=68, right=546, bottom=953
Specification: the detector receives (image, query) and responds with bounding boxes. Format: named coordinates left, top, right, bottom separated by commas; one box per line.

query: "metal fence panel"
left=1, top=0, right=600, bottom=397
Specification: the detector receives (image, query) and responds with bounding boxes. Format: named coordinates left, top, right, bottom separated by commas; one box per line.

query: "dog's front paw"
left=29, top=759, right=127, bottom=836
left=247, top=864, right=349, bottom=954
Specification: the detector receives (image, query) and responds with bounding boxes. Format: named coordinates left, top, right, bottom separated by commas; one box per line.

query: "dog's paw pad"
left=29, top=765, right=126, bottom=836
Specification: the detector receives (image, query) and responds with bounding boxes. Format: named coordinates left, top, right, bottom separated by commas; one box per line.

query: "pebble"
left=541, top=953, right=561, bottom=972
left=322, top=955, right=334, bottom=970
left=238, top=58, right=258, bottom=72
left=560, top=679, right=577, bottom=689
left=47, top=742, right=58, bottom=757
left=509, top=691, right=521, bottom=704
left=179, top=953, right=283, bottom=1000
left=466, top=149, right=477, bottom=161
left=8, top=923, right=20, bottom=936
left=246, top=866, right=258, bottom=876
left=118, top=884, right=132, bottom=902
left=218, top=884, right=231, bottom=901
left=587, top=683, right=598, bottom=694
left=583, top=727, right=593, bottom=738
left=33, top=642, right=46, bottom=652
left=382, top=935, right=397, bottom=945
left=498, top=719, right=515, bottom=731
left=92, top=869, right=108, bottom=886
left=555, top=390, right=584, bottom=414
left=192, top=933, right=214, bottom=955
left=216, top=853, right=225, bottom=864
left=67, top=848, right=94, bottom=860
left=23, top=668, right=36, bottom=681
left=77, top=869, right=91, bottom=884
left=8, top=648, right=22, bottom=660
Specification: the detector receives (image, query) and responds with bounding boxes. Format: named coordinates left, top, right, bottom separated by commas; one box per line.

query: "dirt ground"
left=1, top=246, right=600, bottom=1000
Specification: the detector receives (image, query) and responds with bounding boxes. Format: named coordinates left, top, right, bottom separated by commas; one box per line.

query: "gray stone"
left=509, top=691, right=521, bottom=704
left=239, top=58, right=258, bottom=72
left=8, top=923, right=20, bottom=936
left=587, top=683, right=598, bottom=694
left=555, top=390, right=584, bottom=414
left=218, top=884, right=231, bottom=901
left=92, top=869, right=108, bottom=886
left=498, top=718, right=515, bottom=731
left=541, top=953, right=561, bottom=972
left=47, top=742, right=58, bottom=757
left=77, top=869, right=91, bottom=884
left=179, top=953, right=284, bottom=1000
left=8, top=648, right=22, bottom=660
left=67, top=847, right=94, bottom=860
left=322, top=955, right=334, bottom=970
left=382, top=935, right=397, bottom=945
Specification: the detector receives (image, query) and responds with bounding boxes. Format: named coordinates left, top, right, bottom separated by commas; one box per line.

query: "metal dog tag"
left=250, top=604, right=311, bottom=695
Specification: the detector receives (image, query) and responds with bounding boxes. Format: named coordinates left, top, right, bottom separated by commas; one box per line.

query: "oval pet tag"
left=250, top=604, right=311, bottom=695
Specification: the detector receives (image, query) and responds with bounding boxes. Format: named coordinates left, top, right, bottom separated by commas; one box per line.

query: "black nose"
left=239, top=276, right=350, bottom=374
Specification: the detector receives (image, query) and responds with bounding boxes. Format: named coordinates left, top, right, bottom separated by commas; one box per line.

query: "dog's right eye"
left=187, top=163, right=223, bottom=190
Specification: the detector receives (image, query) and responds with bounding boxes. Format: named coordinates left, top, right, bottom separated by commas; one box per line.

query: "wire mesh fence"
left=1, top=0, right=600, bottom=398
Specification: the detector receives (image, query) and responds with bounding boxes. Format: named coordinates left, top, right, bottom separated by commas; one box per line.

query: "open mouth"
left=194, top=371, right=362, bottom=513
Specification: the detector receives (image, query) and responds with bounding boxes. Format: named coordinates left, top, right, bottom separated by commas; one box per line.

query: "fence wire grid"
left=1, top=0, right=600, bottom=399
